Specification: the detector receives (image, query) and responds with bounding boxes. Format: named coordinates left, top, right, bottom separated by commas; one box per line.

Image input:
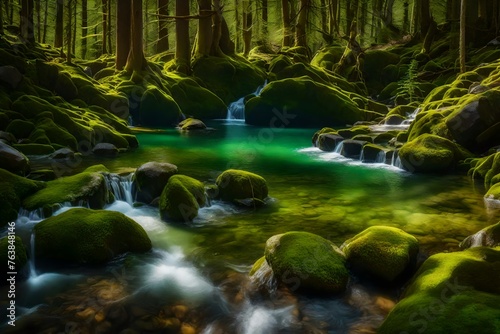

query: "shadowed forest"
left=1, top=0, right=500, bottom=333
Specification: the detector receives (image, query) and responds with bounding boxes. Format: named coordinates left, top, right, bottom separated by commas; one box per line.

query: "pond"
left=4, top=121, right=498, bottom=333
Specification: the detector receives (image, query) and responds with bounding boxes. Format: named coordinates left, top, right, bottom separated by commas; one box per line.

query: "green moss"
left=54, top=72, right=78, bottom=100
left=249, top=256, right=266, bottom=276
left=159, top=175, right=206, bottom=222
left=264, top=231, right=349, bottom=294
left=362, top=50, right=400, bottom=92
left=28, top=128, right=51, bottom=145
left=23, top=167, right=108, bottom=214
left=408, top=111, right=447, bottom=141
left=0, top=168, right=45, bottom=227
left=13, top=144, right=55, bottom=156
left=245, top=77, right=365, bottom=127
left=310, top=46, right=344, bottom=71
left=0, top=236, right=27, bottom=281
left=178, top=118, right=207, bottom=131
left=5, top=119, right=35, bottom=139
left=269, top=54, right=294, bottom=74
left=341, top=226, right=419, bottom=282
left=312, top=127, right=338, bottom=146
left=460, top=222, right=500, bottom=249
left=485, top=183, right=500, bottom=200
left=34, top=208, right=151, bottom=264
left=37, top=117, right=78, bottom=150
left=215, top=169, right=268, bottom=202
left=399, top=134, right=472, bottom=173
left=133, top=161, right=178, bottom=204
left=469, top=152, right=500, bottom=189
left=379, top=247, right=500, bottom=334
left=139, top=86, right=182, bottom=127
left=337, top=125, right=371, bottom=139
left=91, top=123, right=129, bottom=149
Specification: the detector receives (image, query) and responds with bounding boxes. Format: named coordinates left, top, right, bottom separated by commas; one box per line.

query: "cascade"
left=29, top=233, right=37, bottom=278
left=105, top=173, right=134, bottom=205
left=226, top=81, right=267, bottom=120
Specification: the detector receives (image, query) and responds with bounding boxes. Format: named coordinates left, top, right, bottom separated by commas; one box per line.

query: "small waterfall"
left=226, top=81, right=267, bottom=120
left=375, top=151, right=386, bottom=164
left=334, top=141, right=344, bottom=154
left=390, top=151, right=403, bottom=169
left=18, top=207, right=45, bottom=221
left=106, top=173, right=134, bottom=205
left=29, top=233, right=37, bottom=278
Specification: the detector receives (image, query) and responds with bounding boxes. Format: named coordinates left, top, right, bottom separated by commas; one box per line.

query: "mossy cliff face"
left=255, top=231, right=349, bottom=294
left=379, top=247, right=500, bottom=334
left=0, top=168, right=45, bottom=227
left=341, top=226, right=419, bottom=282
left=159, top=175, right=206, bottom=223
left=34, top=208, right=152, bottom=265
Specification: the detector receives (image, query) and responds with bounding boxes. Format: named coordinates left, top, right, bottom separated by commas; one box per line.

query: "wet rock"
left=132, top=161, right=178, bottom=204
left=178, top=118, right=207, bottom=131
left=216, top=169, right=268, bottom=203
left=340, top=139, right=368, bottom=159
left=0, top=131, right=16, bottom=144
left=50, top=147, right=75, bottom=160
left=460, top=222, right=500, bottom=249
left=0, top=140, right=30, bottom=175
left=159, top=174, right=206, bottom=222
left=317, top=133, right=344, bottom=152
left=0, top=65, right=23, bottom=89
left=384, top=114, right=405, bottom=125
left=93, top=143, right=119, bottom=157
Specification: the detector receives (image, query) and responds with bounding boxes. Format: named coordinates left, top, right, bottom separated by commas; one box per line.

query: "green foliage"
left=396, top=59, right=421, bottom=104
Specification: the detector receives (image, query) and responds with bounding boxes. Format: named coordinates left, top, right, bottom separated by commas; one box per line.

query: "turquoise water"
left=6, top=121, right=499, bottom=333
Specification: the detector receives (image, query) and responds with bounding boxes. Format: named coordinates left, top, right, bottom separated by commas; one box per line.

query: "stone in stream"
left=132, top=161, right=178, bottom=204
left=93, top=142, right=119, bottom=157
left=0, top=140, right=30, bottom=175
left=159, top=174, right=206, bottom=222
left=178, top=118, right=207, bottom=131
left=340, top=139, right=368, bottom=159
left=460, top=222, right=500, bottom=249
left=317, top=133, right=344, bottom=152
left=215, top=169, right=268, bottom=203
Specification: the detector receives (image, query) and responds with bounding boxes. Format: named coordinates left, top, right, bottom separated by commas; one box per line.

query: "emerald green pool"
left=8, top=121, right=499, bottom=333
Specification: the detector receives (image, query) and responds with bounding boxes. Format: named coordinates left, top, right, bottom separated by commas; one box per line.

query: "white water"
left=370, top=107, right=421, bottom=132
left=226, top=81, right=267, bottom=120
left=105, top=173, right=134, bottom=205
left=29, top=233, right=36, bottom=278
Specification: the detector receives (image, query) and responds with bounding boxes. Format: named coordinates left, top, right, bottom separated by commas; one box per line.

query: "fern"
left=396, top=59, right=422, bottom=103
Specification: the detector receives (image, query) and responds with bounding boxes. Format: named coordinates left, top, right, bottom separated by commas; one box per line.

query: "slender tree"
left=175, top=0, right=190, bottom=73
left=36, top=0, right=40, bottom=42
left=295, top=0, right=310, bottom=48
left=329, top=0, right=339, bottom=36
left=0, top=0, right=4, bottom=34
left=108, top=1, right=113, bottom=54
left=82, top=0, right=88, bottom=58
left=282, top=0, right=291, bottom=47
left=194, top=0, right=212, bottom=58
left=116, top=0, right=131, bottom=70
left=42, top=0, right=48, bottom=43
left=20, top=0, right=35, bottom=43
left=55, top=0, right=64, bottom=48
left=460, top=0, right=466, bottom=73
left=66, top=0, right=73, bottom=64
left=211, top=0, right=224, bottom=56
left=72, top=0, right=77, bottom=55
left=102, top=0, right=109, bottom=54
left=242, top=0, right=252, bottom=55
left=157, top=0, right=169, bottom=52
left=420, top=0, right=431, bottom=38
left=262, top=0, right=268, bottom=37
left=126, top=0, right=146, bottom=73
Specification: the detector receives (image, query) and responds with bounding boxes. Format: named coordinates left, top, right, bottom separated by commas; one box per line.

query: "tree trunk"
left=295, top=0, right=309, bottom=48
left=219, top=15, right=235, bottom=54
left=360, top=0, right=367, bottom=38
left=412, top=0, right=420, bottom=35
left=55, top=0, right=64, bottom=48
left=384, top=0, right=395, bottom=26
left=420, top=0, right=430, bottom=38
left=82, top=0, right=88, bottom=58
left=329, top=0, right=338, bottom=36
left=320, top=0, right=327, bottom=33
left=194, top=0, right=212, bottom=58
left=175, top=0, right=190, bottom=73
left=262, top=0, right=268, bottom=37
left=234, top=0, right=241, bottom=52
left=282, top=0, right=291, bottom=47
left=211, top=0, right=224, bottom=56
left=460, top=0, right=466, bottom=73
left=72, top=0, right=77, bottom=55
left=66, top=0, right=73, bottom=64
left=108, top=2, right=113, bottom=54
left=126, top=0, right=146, bottom=73
left=36, top=0, right=41, bottom=42
left=403, top=1, right=409, bottom=33
left=116, top=0, right=131, bottom=70
left=157, top=0, right=169, bottom=52
left=9, top=0, right=14, bottom=25
left=42, top=0, right=48, bottom=43
left=102, top=0, right=108, bottom=54
left=20, top=0, right=35, bottom=43
left=242, top=0, right=252, bottom=56
left=0, top=0, right=3, bottom=34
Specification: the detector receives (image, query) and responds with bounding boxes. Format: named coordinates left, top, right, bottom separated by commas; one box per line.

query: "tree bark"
left=460, top=0, right=466, bottom=73
left=234, top=0, right=241, bottom=51
left=116, top=0, right=131, bottom=70
left=126, top=0, right=146, bottom=73
left=66, top=0, right=73, bottom=63
left=175, top=0, right=190, bottom=73
left=329, top=0, right=338, bottom=36
left=36, top=0, right=40, bottom=42
left=0, top=0, right=3, bottom=34
left=295, top=0, right=309, bottom=48
left=157, top=0, right=169, bottom=52
left=72, top=0, right=77, bottom=54
left=108, top=2, right=113, bottom=54
left=320, top=0, right=327, bottom=33
left=219, top=15, right=235, bottom=54
left=242, top=0, right=252, bottom=55
left=42, top=0, right=48, bottom=43
left=102, top=0, right=108, bottom=54
left=262, top=0, right=268, bottom=37
left=194, top=0, right=212, bottom=58
left=210, top=0, right=224, bottom=56
left=55, top=0, right=64, bottom=48
left=420, top=0, right=430, bottom=38
left=282, top=0, right=291, bottom=47
left=82, top=0, right=88, bottom=58
left=20, top=0, right=35, bottom=43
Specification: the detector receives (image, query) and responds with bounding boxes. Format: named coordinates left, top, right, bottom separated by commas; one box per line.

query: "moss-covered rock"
left=5, top=119, right=34, bottom=139
left=361, top=144, right=387, bottom=163
left=34, top=208, right=151, bottom=265
left=341, top=226, right=419, bottom=282
left=245, top=77, right=365, bottom=127
left=468, top=152, right=500, bottom=189
left=92, top=142, right=119, bottom=157
left=399, top=134, right=472, bottom=173
left=379, top=247, right=500, bottom=334
left=310, top=46, right=345, bottom=71
left=485, top=182, right=500, bottom=201
left=36, top=117, right=78, bottom=150
left=0, top=168, right=44, bottom=227
left=138, top=86, right=182, bottom=127
left=317, top=133, right=344, bottom=152
left=23, top=165, right=109, bottom=215
left=178, top=118, right=207, bottom=131
left=13, top=143, right=55, bottom=156
left=215, top=169, right=268, bottom=202
left=261, top=231, right=349, bottom=294
left=362, top=50, right=400, bottom=93
left=132, top=161, right=178, bottom=204
left=0, top=141, right=30, bottom=175
left=159, top=175, right=206, bottom=222
left=460, top=222, right=500, bottom=249
left=0, top=236, right=28, bottom=282
left=28, top=128, right=51, bottom=145
left=312, top=127, right=337, bottom=146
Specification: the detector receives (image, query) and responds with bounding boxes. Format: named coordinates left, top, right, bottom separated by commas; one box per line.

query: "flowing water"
left=3, top=121, right=499, bottom=333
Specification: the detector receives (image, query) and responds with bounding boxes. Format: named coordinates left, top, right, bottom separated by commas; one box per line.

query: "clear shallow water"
left=4, top=121, right=499, bottom=333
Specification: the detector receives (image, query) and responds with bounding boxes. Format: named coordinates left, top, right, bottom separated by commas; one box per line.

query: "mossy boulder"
left=362, top=50, right=400, bottom=93
left=36, top=117, right=78, bottom=150
left=159, top=175, right=206, bottom=222
left=192, top=55, right=267, bottom=104
left=5, top=119, right=35, bottom=139
left=13, top=144, right=55, bottom=156
left=310, top=46, right=345, bottom=71
left=245, top=77, right=365, bottom=128
left=399, top=134, right=472, bottom=173
left=92, top=143, right=119, bottom=157
left=379, top=247, right=500, bottom=334
left=0, top=236, right=28, bottom=282
left=34, top=208, right=151, bottom=265
left=312, top=127, right=337, bottom=146
left=178, top=118, right=207, bottom=131
left=361, top=144, right=387, bottom=163
left=132, top=161, right=178, bottom=204
left=23, top=165, right=109, bottom=215
left=317, top=133, right=344, bottom=152
left=28, top=128, right=51, bottom=145
left=0, top=141, right=30, bottom=175
left=341, top=226, right=419, bottom=282
left=0, top=168, right=44, bottom=227
left=138, top=86, right=183, bottom=127
left=460, top=222, right=500, bottom=249
left=468, top=152, right=500, bottom=189
left=215, top=169, right=268, bottom=202
left=485, top=182, right=500, bottom=201
left=261, top=231, right=349, bottom=294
